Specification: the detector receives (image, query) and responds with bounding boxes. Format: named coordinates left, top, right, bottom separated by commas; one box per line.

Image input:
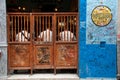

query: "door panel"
left=34, top=46, right=53, bottom=66
left=9, top=44, right=30, bottom=67
left=55, top=44, right=77, bottom=67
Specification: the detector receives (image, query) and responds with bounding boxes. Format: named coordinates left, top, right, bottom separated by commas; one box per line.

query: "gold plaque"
left=91, top=6, right=112, bottom=26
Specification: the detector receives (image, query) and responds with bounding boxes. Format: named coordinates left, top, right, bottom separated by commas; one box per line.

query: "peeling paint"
left=79, top=0, right=117, bottom=78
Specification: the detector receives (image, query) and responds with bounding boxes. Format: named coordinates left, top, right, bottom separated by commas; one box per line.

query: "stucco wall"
left=0, top=0, right=7, bottom=78
left=117, top=0, right=120, bottom=77
left=79, top=0, right=117, bottom=78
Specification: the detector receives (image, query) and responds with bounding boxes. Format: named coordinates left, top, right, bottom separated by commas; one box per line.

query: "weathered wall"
left=0, top=0, right=7, bottom=78
left=117, top=0, right=120, bottom=77
left=79, top=0, right=117, bottom=78
left=0, top=0, right=118, bottom=79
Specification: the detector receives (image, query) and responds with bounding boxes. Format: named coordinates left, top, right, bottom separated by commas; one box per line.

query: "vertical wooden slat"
left=34, top=16, right=36, bottom=41
left=74, top=16, right=76, bottom=40
left=59, top=16, right=61, bottom=41
left=70, top=16, right=72, bottom=41
left=71, top=16, right=73, bottom=41
left=53, top=13, right=56, bottom=74
left=72, top=15, right=73, bottom=41
left=19, top=15, right=21, bottom=42
left=76, top=14, right=78, bottom=41
left=47, top=16, right=49, bottom=42
left=66, top=16, right=69, bottom=40
left=12, top=16, right=14, bottom=42
left=42, top=16, right=44, bottom=41
left=57, top=16, right=58, bottom=41
left=20, top=16, right=22, bottom=42
left=7, top=15, right=10, bottom=42
left=30, top=13, right=33, bottom=74
left=63, top=16, right=65, bottom=41
left=50, top=16, right=52, bottom=41
left=18, top=16, right=20, bottom=42
left=31, top=13, right=34, bottom=42
left=73, top=16, right=75, bottom=40
left=11, top=16, right=14, bottom=42
left=26, top=16, right=28, bottom=40
left=39, top=16, right=41, bottom=41
left=73, top=15, right=75, bottom=41
left=23, top=15, right=25, bottom=41
left=37, top=16, right=39, bottom=38
left=45, top=16, right=47, bottom=42
left=14, top=16, right=16, bottom=42
left=7, top=14, right=11, bottom=74
left=58, top=16, right=60, bottom=41
left=38, top=16, right=39, bottom=39
left=23, top=15, right=24, bottom=42
left=74, top=15, right=76, bottom=41
left=48, top=16, right=50, bottom=41
left=35, top=16, right=37, bottom=39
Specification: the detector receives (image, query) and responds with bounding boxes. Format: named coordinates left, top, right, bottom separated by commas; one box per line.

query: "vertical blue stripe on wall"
left=79, top=0, right=117, bottom=78
left=79, top=0, right=87, bottom=78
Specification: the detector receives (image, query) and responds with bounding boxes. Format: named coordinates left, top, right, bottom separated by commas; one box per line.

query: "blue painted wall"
left=79, top=0, right=117, bottom=78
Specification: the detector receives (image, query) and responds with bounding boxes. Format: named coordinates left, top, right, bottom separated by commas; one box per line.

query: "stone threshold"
left=6, top=74, right=79, bottom=80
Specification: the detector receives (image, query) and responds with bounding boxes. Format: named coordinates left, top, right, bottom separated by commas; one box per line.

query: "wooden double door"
left=7, top=13, right=78, bottom=74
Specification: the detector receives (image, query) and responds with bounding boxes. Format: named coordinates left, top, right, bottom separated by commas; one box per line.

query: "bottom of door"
left=9, top=69, right=77, bottom=74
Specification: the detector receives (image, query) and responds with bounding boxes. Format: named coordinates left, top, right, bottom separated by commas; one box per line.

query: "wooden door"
left=32, top=13, right=54, bottom=69
left=7, top=12, right=78, bottom=74
left=7, top=13, right=32, bottom=72
left=54, top=13, right=78, bottom=73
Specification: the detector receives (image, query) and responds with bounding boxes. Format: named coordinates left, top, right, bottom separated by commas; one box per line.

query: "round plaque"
left=91, top=5, right=112, bottom=27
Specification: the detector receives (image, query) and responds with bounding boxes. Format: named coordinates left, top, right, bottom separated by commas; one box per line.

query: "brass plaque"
left=91, top=5, right=112, bottom=26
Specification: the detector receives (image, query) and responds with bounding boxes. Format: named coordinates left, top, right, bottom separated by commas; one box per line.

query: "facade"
left=0, top=0, right=119, bottom=79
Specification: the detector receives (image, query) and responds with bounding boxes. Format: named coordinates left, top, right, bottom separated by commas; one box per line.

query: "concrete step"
left=7, top=74, right=79, bottom=80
